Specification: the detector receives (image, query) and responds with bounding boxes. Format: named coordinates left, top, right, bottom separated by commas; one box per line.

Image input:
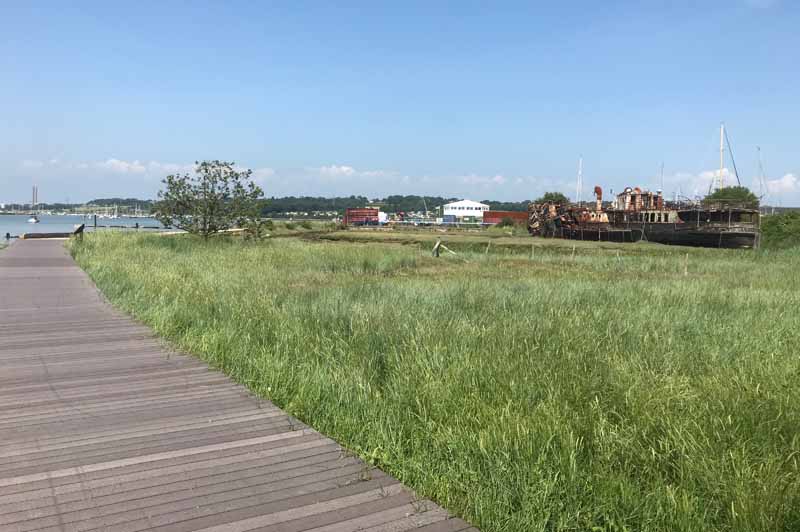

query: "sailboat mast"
left=757, top=146, right=767, bottom=199
left=719, top=123, right=725, bottom=190
left=576, top=156, right=583, bottom=205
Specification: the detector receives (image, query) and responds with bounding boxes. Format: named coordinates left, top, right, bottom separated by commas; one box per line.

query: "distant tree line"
left=259, top=196, right=370, bottom=215
left=258, top=195, right=538, bottom=215
left=3, top=191, right=593, bottom=215
left=87, top=198, right=155, bottom=208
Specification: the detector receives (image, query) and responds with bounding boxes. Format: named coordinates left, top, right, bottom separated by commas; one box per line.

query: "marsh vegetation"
left=70, top=232, right=800, bottom=531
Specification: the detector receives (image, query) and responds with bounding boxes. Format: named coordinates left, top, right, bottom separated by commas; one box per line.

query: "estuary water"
left=0, top=214, right=163, bottom=238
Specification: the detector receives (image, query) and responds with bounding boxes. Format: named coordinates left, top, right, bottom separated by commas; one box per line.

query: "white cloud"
left=319, top=165, right=356, bottom=178
left=147, top=161, right=195, bottom=174
left=20, top=158, right=276, bottom=180
left=663, top=168, right=732, bottom=199
left=766, top=173, right=798, bottom=194
left=659, top=169, right=800, bottom=205
left=314, top=164, right=393, bottom=180
left=96, top=158, right=147, bottom=174
left=360, top=169, right=390, bottom=178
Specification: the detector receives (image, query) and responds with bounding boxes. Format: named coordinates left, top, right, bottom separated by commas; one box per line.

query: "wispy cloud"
left=96, top=159, right=147, bottom=174
left=663, top=168, right=732, bottom=198
left=460, top=174, right=507, bottom=186
left=16, top=157, right=796, bottom=205
left=314, top=164, right=392, bottom=180
left=766, top=173, right=798, bottom=194
left=20, top=158, right=197, bottom=176
left=319, top=165, right=356, bottom=178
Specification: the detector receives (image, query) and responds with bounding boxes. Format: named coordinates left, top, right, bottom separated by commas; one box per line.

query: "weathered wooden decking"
left=0, top=240, right=475, bottom=532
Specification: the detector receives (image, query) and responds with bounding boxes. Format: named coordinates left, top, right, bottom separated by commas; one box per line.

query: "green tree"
left=760, top=211, right=800, bottom=249
left=155, top=160, right=264, bottom=239
left=536, top=192, right=570, bottom=204
left=704, top=186, right=758, bottom=204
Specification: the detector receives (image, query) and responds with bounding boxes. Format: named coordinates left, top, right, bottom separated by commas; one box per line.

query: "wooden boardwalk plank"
left=0, top=240, right=474, bottom=532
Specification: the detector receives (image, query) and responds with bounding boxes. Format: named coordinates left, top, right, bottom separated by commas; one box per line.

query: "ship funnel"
left=594, top=186, right=603, bottom=211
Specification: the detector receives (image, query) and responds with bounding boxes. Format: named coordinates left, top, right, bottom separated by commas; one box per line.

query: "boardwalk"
left=0, top=240, right=475, bottom=532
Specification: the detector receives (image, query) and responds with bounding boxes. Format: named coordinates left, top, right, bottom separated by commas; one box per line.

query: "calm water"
left=0, top=214, right=163, bottom=238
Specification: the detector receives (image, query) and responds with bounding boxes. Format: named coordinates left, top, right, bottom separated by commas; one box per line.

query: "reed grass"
left=70, top=233, right=800, bottom=532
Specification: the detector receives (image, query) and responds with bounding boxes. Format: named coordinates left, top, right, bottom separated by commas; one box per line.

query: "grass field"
left=70, top=232, right=800, bottom=532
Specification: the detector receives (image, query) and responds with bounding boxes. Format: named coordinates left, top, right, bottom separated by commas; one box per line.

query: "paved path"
left=0, top=240, right=475, bottom=532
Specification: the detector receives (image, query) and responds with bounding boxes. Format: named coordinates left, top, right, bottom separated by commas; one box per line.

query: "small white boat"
left=28, top=215, right=40, bottom=223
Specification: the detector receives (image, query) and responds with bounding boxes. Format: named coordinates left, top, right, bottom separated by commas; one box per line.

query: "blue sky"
left=1, top=0, right=798, bottom=204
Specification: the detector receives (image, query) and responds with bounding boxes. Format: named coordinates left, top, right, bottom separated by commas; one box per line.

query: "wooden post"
left=684, top=253, right=689, bottom=276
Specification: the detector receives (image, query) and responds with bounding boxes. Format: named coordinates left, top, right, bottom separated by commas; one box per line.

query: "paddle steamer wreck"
left=528, top=186, right=760, bottom=249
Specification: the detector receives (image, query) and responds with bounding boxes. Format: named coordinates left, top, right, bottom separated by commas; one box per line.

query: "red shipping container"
left=482, top=210, right=528, bottom=225
left=344, top=208, right=379, bottom=225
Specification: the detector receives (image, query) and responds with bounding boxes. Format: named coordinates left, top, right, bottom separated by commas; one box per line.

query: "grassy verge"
left=70, top=233, right=800, bottom=531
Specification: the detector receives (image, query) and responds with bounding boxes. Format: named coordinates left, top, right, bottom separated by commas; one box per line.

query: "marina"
left=0, top=214, right=162, bottom=240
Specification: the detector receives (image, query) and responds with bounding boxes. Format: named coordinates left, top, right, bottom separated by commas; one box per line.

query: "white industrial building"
left=442, top=199, right=490, bottom=220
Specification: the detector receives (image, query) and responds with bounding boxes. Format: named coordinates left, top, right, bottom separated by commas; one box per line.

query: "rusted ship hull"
left=632, top=224, right=758, bottom=248
left=527, top=187, right=760, bottom=249
left=558, top=226, right=643, bottom=243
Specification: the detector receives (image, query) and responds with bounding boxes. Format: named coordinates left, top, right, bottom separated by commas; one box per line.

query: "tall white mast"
left=757, top=146, right=767, bottom=201
left=719, top=123, right=725, bottom=190
left=576, top=156, right=583, bottom=205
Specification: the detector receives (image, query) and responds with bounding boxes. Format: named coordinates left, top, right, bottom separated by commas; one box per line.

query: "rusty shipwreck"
left=528, top=186, right=761, bottom=249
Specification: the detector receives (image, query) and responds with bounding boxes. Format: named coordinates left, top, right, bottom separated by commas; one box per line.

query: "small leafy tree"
left=155, top=160, right=264, bottom=239
left=704, top=186, right=758, bottom=204
left=536, top=191, right=570, bottom=204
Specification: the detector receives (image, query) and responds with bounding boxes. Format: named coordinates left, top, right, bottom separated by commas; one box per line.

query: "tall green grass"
left=70, top=233, right=800, bottom=531
left=761, top=211, right=800, bottom=250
